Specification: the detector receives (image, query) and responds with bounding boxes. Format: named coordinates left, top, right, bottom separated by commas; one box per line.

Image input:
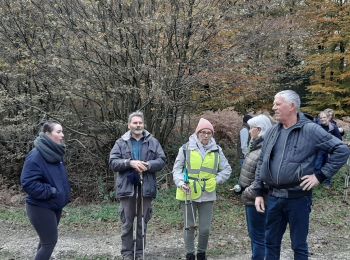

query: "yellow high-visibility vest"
left=176, top=148, right=219, bottom=201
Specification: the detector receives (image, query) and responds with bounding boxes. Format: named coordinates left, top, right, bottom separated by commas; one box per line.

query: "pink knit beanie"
left=195, top=118, right=214, bottom=134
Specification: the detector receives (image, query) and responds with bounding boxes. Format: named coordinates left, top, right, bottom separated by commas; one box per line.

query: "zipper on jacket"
left=276, top=121, right=306, bottom=185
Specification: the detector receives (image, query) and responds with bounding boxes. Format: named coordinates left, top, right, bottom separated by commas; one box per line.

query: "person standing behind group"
left=315, top=111, right=343, bottom=188
left=109, top=111, right=166, bottom=260
left=173, top=118, right=231, bottom=260
left=238, top=114, right=253, bottom=166
left=324, top=108, right=345, bottom=136
left=238, top=115, right=272, bottom=260
left=254, top=90, right=350, bottom=260
left=21, top=121, right=71, bottom=260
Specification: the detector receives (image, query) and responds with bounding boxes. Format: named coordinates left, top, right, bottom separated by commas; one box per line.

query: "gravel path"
left=1, top=219, right=350, bottom=260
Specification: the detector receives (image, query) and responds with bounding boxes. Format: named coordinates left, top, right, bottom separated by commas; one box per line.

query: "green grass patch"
left=0, top=206, right=28, bottom=226
left=312, top=166, right=349, bottom=200
left=61, top=203, right=119, bottom=227
left=153, top=186, right=182, bottom=228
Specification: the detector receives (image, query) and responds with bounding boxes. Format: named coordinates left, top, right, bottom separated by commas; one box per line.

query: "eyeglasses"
left=199, top=131, right=212, bottom=136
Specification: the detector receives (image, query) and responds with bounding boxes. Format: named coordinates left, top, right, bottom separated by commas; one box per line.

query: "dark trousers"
left=265, top=195, right=312, bottom=260
left=119, top=185, right=153, bottom=258
left=245, top=205, right=266, bottom=260
left=26, top=203, right=62, bottom=260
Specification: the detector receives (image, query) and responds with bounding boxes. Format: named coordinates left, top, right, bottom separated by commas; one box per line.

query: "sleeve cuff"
left=50, top=187, right=57, bottom=198
left=125, top=159, right=131, bottom=168
left=255, top=189, right=264, bottom=197
left=315, top=170, right=327, bottom=183
left=178, top=181, right=185, bottom=188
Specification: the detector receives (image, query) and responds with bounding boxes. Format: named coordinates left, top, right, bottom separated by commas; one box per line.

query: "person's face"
left=249, top=127, right=261, bottom=140
left=197, top=129, right=213, bottom=145
left=320, top=114, right=329, bottom=126
left=46, top=124, right=64, bottom=144
left=128, top=116, right=144, bottom=136
left=272, top=95, right=295, bottom=123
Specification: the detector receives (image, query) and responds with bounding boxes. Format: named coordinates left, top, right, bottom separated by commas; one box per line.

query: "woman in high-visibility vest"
left=172, top=118, right=232, bottom=260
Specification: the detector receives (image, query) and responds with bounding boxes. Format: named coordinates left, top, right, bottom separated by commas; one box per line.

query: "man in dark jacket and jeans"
left=109, top=111, right=166, bottom=260
left=254, top=90, right=350, bottom=260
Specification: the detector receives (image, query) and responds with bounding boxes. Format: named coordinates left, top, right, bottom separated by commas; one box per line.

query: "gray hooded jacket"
left=109, top=130, right=166, bottom=199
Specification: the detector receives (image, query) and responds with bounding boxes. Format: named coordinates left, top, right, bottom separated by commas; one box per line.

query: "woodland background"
left=1, top=0, right=350, bottom=201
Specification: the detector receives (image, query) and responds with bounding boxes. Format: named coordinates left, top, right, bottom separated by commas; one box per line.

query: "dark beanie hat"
left=243, top=114, right=253, bottom=123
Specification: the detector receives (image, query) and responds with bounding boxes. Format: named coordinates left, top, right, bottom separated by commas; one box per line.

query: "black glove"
left=127, top=171, right=140, bottom=185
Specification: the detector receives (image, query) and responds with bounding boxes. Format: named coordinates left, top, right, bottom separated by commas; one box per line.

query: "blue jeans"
left=245, top=205, right=266, bottom=260
left=265, top=195, right=312, bottom=260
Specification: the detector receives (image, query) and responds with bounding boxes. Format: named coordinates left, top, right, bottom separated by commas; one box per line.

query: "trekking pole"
left=184, top=190, right=189, bottom=231
left=188, top=194, right=197, bottom=232
left=343, top=156, right=350, bottom=202
left=183, top=167, right=197, bottom=232
left=133, top=183, right=138, bottom=260
left=140, top=174, right=145, bottom=260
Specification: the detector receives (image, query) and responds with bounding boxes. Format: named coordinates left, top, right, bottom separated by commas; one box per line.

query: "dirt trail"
left=1, top=219, right=350, bottom=260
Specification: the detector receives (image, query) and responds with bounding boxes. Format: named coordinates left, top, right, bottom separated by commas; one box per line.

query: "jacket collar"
left=188, top=133, right=218, bottom=152
left=121, top=130, right=152, bottom=142
left=250, top=137, right=264, bottom=152
left=277, top=112, right=312, bottom=131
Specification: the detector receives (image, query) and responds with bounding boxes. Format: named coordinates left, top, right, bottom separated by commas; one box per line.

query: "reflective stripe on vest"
left=186, top=149, right=219, bottom=175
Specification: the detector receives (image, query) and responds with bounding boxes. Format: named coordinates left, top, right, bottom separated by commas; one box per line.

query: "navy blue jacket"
left=255, top=113, right=350, bottom=198
left=21, top=148, right=71, bottom=210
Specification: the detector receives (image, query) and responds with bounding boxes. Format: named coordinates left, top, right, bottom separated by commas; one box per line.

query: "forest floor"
left=1, top=171, right=350, bottom=260
left=1, top=195, right=350, bottom=259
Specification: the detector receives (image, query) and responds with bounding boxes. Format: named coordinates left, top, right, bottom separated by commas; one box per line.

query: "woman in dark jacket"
left=315, top=111, right=342, bottom=188
left=21, top=121, right=70, bottom=260
left=238, top=115, right=272, bottom=260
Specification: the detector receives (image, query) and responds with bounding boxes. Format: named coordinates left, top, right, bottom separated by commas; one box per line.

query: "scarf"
left=248, top=137, right=264, bottom=153
left=34, top=132, right=65, bottom=163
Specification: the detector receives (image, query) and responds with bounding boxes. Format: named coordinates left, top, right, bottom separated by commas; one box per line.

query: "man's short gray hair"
left=128, top=111, right=144, bottom=123
left=275, top=90, right=301, bottom=110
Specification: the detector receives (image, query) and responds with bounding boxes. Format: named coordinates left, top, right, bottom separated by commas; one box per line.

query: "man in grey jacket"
left=254, top=90, right=350, bottom=260
left=109, top=111, right=166, bottom=260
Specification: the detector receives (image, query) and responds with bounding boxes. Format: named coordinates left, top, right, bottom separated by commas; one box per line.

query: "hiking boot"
left=197, top=252, right=206, bottom=260
left=186, top=253, right=195, bottom=260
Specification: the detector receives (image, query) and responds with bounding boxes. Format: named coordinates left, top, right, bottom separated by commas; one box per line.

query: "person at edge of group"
left=254, top=90, right=350, bottom=260
left=315, top=110, right=343, bottom=189
left=109, top=111, right=166, bottom=260
left=238, top=115, right=272, bottom=260
left=238, top=114, right=253, bottom=166
left=172, top=118, right=232, bottom=260
left=324, top=108, right=345, bottom=136
left=20, top=121, right=71, bottom=260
